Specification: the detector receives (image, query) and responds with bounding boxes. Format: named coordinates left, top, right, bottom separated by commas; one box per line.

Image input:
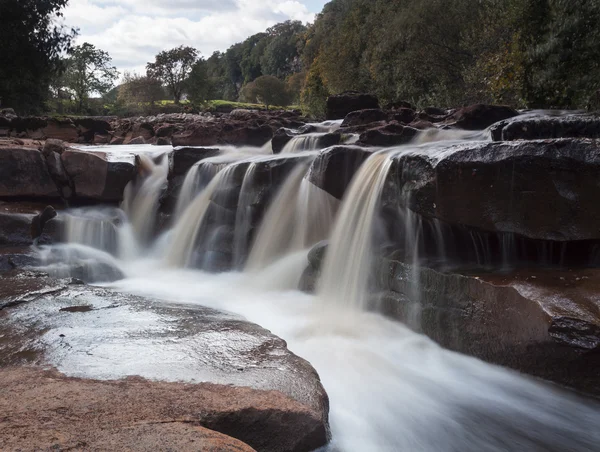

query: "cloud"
left=64, top=0, right=322, bottom=74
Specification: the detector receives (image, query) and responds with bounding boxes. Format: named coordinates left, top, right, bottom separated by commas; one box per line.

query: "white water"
left=40, top=124, right=600, bottom=451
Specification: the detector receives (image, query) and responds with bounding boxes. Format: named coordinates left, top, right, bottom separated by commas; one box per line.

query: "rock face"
left=449, top=104, right=519, bottom=130
left=0, top=274, right=330, bottom=452
left=172, top=121, right=273, bottom=147
left=342, top=108, right=388, bottom=127
left=375, top=261, right=600, bottom=396
left=384, top=138, right=600, bottom=241
left=306, top=146, right=374, bottom=199
left=326, top=92, right=380, bottom=120
left=359, top=123, right=419, bottom=147
left=61, top=150, right=135, bottom=202
left=491, top=114, right=600, bottom=141
left=0, top=146, right=60, bottom=199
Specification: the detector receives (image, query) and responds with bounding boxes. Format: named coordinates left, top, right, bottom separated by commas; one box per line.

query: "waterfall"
left=174, top=160, right=225, bottom=221
left=122, top=153, right=168, bottom=246
left=317, top=152, right=395, bottom=309
left=281, top=134, right=326, bottom=154
left=63, top=208, right=125, bottom=254
left=165, top=166, right=235, bottom=268
left=245, top=160, right=339, bottom=272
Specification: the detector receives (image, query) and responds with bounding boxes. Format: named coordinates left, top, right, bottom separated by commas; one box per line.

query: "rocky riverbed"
left=2, top=94, right=600, bottom=451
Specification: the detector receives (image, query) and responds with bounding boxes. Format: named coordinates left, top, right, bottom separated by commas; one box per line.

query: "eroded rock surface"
left=0, top=272, right=330, bottom=451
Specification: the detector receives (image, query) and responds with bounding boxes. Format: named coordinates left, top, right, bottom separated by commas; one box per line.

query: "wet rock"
left=0, top=145, right=60, bottom=199
left=0, top=279, right=330, bottom=450
left=155, top=137, right=171, bottom=146
left=61, top=150, right=135, bottom=202
left=358, top=123, right=419, bottom=147
left=377, top=260, right=600, bottom=395
left=30, top=206, right=57, bottom=242
left=449, top=104, right=519, bottom=130
left=127, top=136, right=146, bottom=145
left=272, top=128, right=296, bottom=153
left=385, top=138, right=600, bottom=241
left=42, top=138, right=66, bottom=156
left=326, top=92, right=380, bottom=120
left=341, top=109, right=388, bottom=127
left=169, top=147, right=222, bottom=180
left=391, top=108, right=418, bottom=125
left=0, top=368, right=329, bottom=452
left=306, top=146, right=374, bottom=200
left=491, top=114, right=600, bottom=141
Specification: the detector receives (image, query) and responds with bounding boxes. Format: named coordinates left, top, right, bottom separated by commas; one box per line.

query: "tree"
left=248, top=75, right=291, bottom=110
left=117, top=72, right=165, bottom=112
left=187, top=59, right=215, bottom=105
left=0, top=0, right=76, bottom=113
left=63, top=43, right=118, bottom=113
left=146, top=46, right=198, bottom=103
left=260, top=21, right=308, bottom=78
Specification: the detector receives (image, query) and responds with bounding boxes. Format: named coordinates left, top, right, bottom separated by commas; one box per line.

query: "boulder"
left=384, top=138, right=600, bottom=241
left=326, top=92, right=380, bottom=120
left=306, top=146, right=374, bottom=200
left=391, top=108, right=417, bottom=125
left=155, top=124, right=177, bottom=138
left=93, top=133, right=111, bottom=145
left=449, top=104, right=519, bottom=130
left=43, top=118, right=79, bottom=142
left=376, top=261, right=600, bottom=395
left=155, top=137, right=171, bottom=146
left=423, top=107, right=448, bottom=116
left=491, top=114, right=600, bottom=141
left=0, top=145, right=60, bottom=198
left=341, top=109, right=388, bottom=127
left=61, top=150, right=135, bottom=202
left=126, top=122, right=154, bottom=143
left=359, top=123, right=419, bottom=147
left=73, top=117, right=112, bottom=142
left=0, top=277, right=330, bottom=451
left=173, top=121, right=273, bottom=147
left=169, top=147, right=221, bottom=179
left=0, top=203, right=59, bottom=246
left=42, top=138, right=65, bottom=156
left=272, top=128, right=296, bottom=153
left=127, top=136, right=145, bottom=145
left=220, top=122, right=273, bottom=147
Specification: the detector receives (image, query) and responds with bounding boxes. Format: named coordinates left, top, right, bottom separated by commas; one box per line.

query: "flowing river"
left=37, top=126, right=600, bottom=452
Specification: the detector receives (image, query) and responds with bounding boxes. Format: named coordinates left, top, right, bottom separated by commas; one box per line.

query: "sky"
left=62, top=0, right=329, bottom=75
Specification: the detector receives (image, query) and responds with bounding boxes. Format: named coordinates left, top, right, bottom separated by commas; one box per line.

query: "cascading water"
left=317, top=151, right=395, bottom=309
left=36, top=119, right=600, bottom=451
left=122, top=153, right=169, bottom=246
left=245, top=160, right=339, bottom=286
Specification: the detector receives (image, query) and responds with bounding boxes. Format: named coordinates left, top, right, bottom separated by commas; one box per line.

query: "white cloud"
left=64, top=0, right=325, bottom=74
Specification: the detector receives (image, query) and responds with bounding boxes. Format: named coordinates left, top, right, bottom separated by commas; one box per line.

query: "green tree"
left=245, top=75, right=290, bottom=110
left=260, top=21, right=308, bottom=78
left=0, top=0, right=76, bottom=113
left=117, top=72, right=165, bottom=112
left=63, top=42, right=119, bottom=113
left=187, top=59, right=215, bottom=105
left=147, top=46, right=198, bottom=103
